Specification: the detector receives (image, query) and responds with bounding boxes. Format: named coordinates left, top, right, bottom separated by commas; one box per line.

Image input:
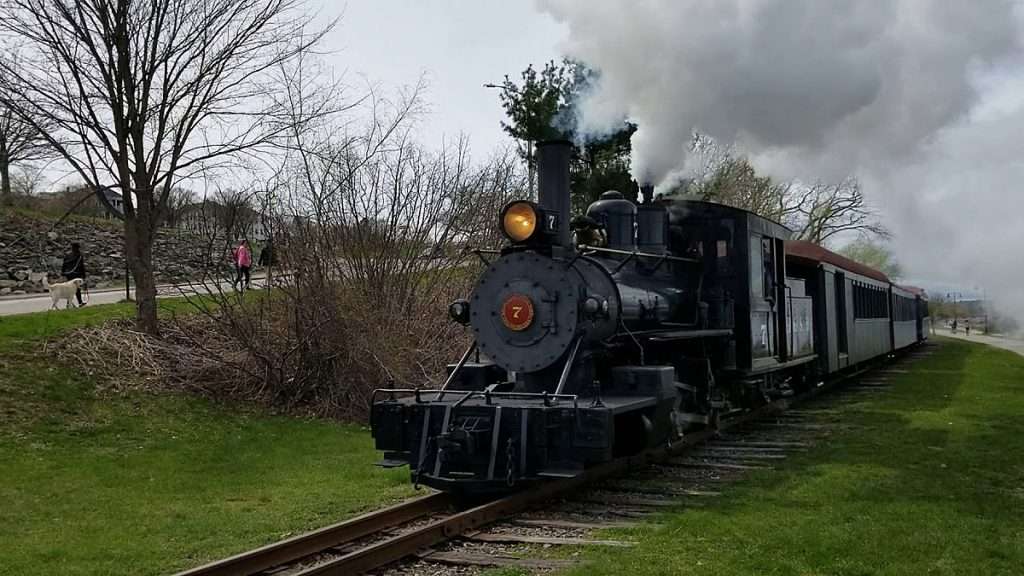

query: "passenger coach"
left=785, top=240, right=929, bottom=377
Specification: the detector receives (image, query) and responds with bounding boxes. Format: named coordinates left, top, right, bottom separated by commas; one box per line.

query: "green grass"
left=0, top=302, right=417, bottom=575
left=567, top=338, right=1024, bottom=575
left=1, top=205, right=123, bottom=230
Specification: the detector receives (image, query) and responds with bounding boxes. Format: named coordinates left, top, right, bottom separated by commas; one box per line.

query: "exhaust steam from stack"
left=539, top=0, right=1024, bottom=327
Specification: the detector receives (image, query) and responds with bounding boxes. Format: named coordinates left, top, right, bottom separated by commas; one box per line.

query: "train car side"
left=891, top=285, right=919, bottom=350
left=784, top=240, right=928, bottom=379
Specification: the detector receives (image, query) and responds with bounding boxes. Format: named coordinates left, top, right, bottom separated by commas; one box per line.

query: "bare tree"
left=159, top=186, right=195, bottom=229
left=0, top=88, right=53, bottom=205
left=681, top=135, right=886, bottom=244
left=150, top=76, right=531, bottom=419
left=7, top=163, right=48, bottom=198
left=0, top=0, right=332, bottom=333
left=784, top=178, right=888, bottom=244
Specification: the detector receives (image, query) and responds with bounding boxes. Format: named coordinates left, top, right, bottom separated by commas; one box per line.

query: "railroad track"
left=174, top=344, right=934, bottom=576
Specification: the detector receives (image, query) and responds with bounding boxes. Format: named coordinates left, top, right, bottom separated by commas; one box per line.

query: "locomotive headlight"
left=448, top=299, right=470, bottom=325
left=500, top=201, right=538, bottom=243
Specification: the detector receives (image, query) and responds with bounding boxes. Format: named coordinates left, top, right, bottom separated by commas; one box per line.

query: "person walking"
left=61, top=242, right=87, bottom=306
left=965, top=319, right=971, bottom=336
left=232, top=239, right=252, bottom=291
left=258, top=239, right=275, bottom=288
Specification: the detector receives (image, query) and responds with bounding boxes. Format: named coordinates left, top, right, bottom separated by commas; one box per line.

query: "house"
left=34, top=185, right=124, bottom=219
left=177, top=200, right=269, bottom=241
left=96, top=188, right=124, bottom=218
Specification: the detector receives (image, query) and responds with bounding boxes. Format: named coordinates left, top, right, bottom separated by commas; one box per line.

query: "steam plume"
left=539, top=0, right=1024, bottom=325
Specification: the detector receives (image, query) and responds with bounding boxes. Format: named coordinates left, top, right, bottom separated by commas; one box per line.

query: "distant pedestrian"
left=965, top=320, right=971, bottom=336
left=61, top=242, right=87, bottom=306
left=258, top=239, right=275, bottom=267
left=232, top=239, right=252, bottom=291
left=951, top=319, right=958, bottom=334
left=259, top=239, right=276, bottom=288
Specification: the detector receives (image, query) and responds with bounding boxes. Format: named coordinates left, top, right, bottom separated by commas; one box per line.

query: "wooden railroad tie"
left=418, top=550, right=578, bottom=570
left=463, top=531, right=635, bottom=547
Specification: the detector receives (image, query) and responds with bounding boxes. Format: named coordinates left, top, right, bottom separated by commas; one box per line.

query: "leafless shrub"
left=127, top=84, right=529, bottom=420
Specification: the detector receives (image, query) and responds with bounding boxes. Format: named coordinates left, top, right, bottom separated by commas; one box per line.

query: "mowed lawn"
left=0, top=303, right=416, bottom=575
left=568, top=338, right=1024, bottom=575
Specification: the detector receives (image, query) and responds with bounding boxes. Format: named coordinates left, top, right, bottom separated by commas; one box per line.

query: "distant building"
left=97, top=188, right=124, bottom=218
left=177, top=200, right=268, bottom=241
left=34, top=185, right=124, bottom=219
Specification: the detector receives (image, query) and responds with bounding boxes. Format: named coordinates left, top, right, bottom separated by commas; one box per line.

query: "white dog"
left=42, top=276, right=85, bottom=310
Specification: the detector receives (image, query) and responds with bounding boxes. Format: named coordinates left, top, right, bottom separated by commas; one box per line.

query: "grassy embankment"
left=556, top=338, right=1024, bottom=575
left=0, top=302, right=416, bottom=576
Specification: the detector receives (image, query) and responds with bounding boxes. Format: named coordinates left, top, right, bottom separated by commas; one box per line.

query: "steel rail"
left=180, top=348, right=906, bottom=576
left=171, top=492, right=452, bottom=576
left=291, top=360, right=881, bottom=576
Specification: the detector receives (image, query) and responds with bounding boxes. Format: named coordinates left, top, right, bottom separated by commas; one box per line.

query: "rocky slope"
left=0, top=211, right=228, bottom=295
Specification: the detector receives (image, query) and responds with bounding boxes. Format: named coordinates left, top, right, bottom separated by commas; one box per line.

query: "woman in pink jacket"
left=232, top=239, right=252, bottom=291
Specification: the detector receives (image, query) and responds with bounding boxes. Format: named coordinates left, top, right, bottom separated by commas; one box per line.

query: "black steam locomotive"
left=370, top=141, right=929, bottom=495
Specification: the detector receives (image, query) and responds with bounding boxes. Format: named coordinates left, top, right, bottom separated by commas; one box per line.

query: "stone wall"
left=0, top=211, right=229, bottom=295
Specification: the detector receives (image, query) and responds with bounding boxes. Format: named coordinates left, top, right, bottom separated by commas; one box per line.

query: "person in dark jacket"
left=258, top=239, right=276, bottom=287
left=61, top=242, right=87, bottom=306
left=258, top=239, right=275, bottom=267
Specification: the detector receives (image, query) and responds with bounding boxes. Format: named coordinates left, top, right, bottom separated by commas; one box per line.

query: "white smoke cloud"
left=538, top=0, right=1024, bottom=325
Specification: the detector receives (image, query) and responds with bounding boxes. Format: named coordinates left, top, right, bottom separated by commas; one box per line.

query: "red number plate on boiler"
left=500, top=294, right=534, bottom=331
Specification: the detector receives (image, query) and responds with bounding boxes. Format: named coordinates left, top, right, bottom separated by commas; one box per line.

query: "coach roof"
left=785, top=240, right=890, bottom=283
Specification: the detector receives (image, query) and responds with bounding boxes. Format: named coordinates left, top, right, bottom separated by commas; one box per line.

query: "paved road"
left=0, top=275, right=269, bottom=316
left=940, top=330, right=1024, bottom=357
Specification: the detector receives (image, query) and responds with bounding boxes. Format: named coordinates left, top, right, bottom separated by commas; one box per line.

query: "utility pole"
left=947, top=291, right=962, bottom=329
left=484, top=83, right=534, bottom=198
left=527, top=139, right=534, bottom=197
left=981, top=286, right=989, bottom=334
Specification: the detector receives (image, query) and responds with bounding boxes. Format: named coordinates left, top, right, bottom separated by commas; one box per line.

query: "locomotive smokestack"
left=536, top=140, right=573, bottom=249
left=640, top=183, right=655, bottom=204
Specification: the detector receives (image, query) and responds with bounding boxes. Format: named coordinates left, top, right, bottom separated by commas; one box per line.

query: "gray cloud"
left=540, top=0, right=1024, bottom=324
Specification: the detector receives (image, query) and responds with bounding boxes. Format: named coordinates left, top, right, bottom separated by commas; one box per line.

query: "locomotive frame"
left=370, top=140, right=929, bottom=495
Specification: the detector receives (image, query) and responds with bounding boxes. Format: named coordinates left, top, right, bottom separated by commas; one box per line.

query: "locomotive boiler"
left=370, top=140, right=929, bottom=495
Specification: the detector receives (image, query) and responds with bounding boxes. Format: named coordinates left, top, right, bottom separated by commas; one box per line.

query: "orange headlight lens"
left=502, top=201, right=538, bottom=242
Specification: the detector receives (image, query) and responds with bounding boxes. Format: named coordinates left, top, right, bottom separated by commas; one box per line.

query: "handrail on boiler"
left=578, top=244, right=701, bottom=264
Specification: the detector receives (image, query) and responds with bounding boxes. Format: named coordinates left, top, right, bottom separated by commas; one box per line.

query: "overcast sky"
left=323, top=2, right=1022, bottom=307
left=325, top=1, right=566, bottom=154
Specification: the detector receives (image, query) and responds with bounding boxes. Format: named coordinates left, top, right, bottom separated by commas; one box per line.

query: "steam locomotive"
left=370, top=141, right=929, bottom=495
